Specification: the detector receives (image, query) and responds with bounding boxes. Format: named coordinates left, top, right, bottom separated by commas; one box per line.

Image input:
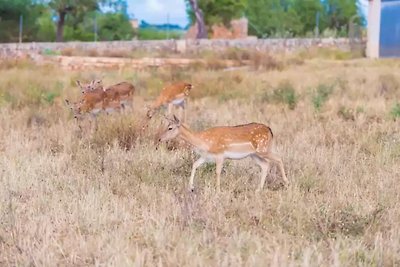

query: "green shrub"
left=312, top=83, right=334, bottom=111
left=138, top=28, right=183, bottom=40
left=390, top=103, right=400, bottom=119
left=272, top=81, right=298, bottom=110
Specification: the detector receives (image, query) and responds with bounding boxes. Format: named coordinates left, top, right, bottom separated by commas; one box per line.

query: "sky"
left=127, top=0, right=368, bottom=27
left=128, top=0, right=189, bottom=27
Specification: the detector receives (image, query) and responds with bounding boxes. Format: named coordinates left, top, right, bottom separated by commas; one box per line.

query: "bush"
left=272, top=81, right=298, bottom=110
left=138, top=28, right=183, bottom=40
left=390, top=103, right=400, bottom=119
left=312, top=83, right=334, bottom=111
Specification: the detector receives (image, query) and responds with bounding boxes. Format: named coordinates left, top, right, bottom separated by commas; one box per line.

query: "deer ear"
left=64, top=99, right=73, bottom=110
left=173, top=115, right=180, bottom=124
left=76, top=80, right=83, bottom=88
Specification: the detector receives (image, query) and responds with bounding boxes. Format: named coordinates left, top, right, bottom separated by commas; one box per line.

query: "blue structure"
left=368, top=0, right=400, bottom=58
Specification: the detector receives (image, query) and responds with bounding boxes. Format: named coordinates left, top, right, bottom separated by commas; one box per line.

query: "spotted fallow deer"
left=159, top=116, right=289, bottom=192
left=79, top=80, right=135, bottom=109
left=76, top=80, right=103, bottom=94
left=65, top=80, right=123, bottom=118
left=147, top=82, right=193, bottom=122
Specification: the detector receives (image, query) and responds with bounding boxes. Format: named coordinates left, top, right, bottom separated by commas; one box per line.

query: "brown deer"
left=159, top=116, right=289, bottom=192
left=147, top=82, right=193, bottom=122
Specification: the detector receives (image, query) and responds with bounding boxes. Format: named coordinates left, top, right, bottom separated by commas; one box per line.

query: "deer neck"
left=178, top=125, right=209, bottom=151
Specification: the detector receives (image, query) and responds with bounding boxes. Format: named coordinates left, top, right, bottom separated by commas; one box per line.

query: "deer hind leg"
left=258, top=152, right=289, bottom=186
left=215, top=156, right=224, bottom=192
left=167, top=103, right=173, bottom=117
left=183, top=99, right=188, bottom=123
left=178, top=104, right=185, bottom=123
left=252, top=155, right=270, bottom=192
left=189, top=157, right=206, bottom=191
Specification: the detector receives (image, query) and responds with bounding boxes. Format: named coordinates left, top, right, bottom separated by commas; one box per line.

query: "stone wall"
left=0, top=38, right=352, bottom=58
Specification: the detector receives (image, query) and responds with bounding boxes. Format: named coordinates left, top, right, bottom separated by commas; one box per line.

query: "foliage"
left=0, top=0, right=47, bottom=42
left=98, top=12, right=133, bottom=41
left=312, top=83, right=334, bottom=111
left=246, top=0, right=362, bottom=38
left=48, top=0, right=102, bottom=41
left=246, top=0, right=302, bottom=37
left=322, top=0, right=360, bottom=35
left=272, top=81, right=298, bottom=110
left=35, top=9, right=57, bottom=42
left=138, top=28, right=183, bottom=40
left=185, top=0, right=247, bottom=30
left=390, top=103, right=400, bottom=119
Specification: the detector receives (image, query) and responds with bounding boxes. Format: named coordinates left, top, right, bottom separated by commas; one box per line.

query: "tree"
left=186, top=0, right=247, bottom=37
left=36, top=9, right=56, bottom=41
left=0, top=0, right=45, bottom=42
left=322, top=0, right=359, bottom=35
left=246, top=0, right=301, bottom=37
left=48, top=0, right=101, bottom=42
left=186, top=0, right=207, bottom=38
left=292, top=0, right=323, bottom=35
left=98, top=12, right=133, bottom=41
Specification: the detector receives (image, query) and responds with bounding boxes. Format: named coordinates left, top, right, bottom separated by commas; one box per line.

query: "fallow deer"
left=64, top=98, right=124, bottom=119
left=76, top=80, right=103, bottom=94
left=147, top=82, right=193, bottom=122
left=80, top=80, right=135, bottom=109
left=102, top=81, right=135, bottom=108
left=159, top=116, right=289, bottom=192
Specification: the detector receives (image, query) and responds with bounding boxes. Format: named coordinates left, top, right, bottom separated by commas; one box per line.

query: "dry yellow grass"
left=0, top=55, right=400, bottom=266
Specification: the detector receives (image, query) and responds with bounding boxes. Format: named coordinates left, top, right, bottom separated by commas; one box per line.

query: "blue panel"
left=380, top=0, right=400, bottom=57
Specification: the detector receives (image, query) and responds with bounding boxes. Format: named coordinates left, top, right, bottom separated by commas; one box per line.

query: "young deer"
left=147, top=82, right=193, bottom=122
left=79, top=80, right=135, bottom=109
left=76, top=80, right=103, bottom=94
left=64, top=98, right=124, bottom=119
left=65, top=81, right=131, bottom=118
left=102, top=81, right=135, bottom=108
left=159, top=116, right=289, bottom=192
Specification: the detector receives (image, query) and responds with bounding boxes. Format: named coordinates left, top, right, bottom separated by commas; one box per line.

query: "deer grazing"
left=147, top=82, right=193, bottom=122
left=159, top=115, right=289, bottom=192
left=65, top=80, right=135, bottom=118
left=77, top=80, right=135, bottom=109
left=102, top=81, right=135, bottom=108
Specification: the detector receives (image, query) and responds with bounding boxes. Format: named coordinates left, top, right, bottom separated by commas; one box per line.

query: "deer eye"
left=168, top=127, right=173, bottom=130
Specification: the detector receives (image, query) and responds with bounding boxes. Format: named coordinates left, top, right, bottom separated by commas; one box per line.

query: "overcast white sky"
left=127, top=0, right=368, bottom=27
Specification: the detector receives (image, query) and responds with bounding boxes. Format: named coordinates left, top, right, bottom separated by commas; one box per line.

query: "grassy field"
left=0, top=52, right=400, bottom=266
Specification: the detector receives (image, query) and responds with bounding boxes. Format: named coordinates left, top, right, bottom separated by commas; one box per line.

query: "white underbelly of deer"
left=90, top=108, right=102, bottom=115
left=172, top=98, right=184, bottom=106
left=224, top=150, right=253, bottom=159
left=223, top=142, right=255, bottom=159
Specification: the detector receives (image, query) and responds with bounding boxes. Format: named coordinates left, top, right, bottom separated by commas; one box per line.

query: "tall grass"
left=0, top=56, right=399, bottom=266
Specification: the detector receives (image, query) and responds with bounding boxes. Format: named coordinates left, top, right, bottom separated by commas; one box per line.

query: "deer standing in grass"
left=147, top=82, right=193, bottom=122
left=65, top=80, right=135, bottom=118
left=159, top=116, right=289, bottom=192
left=77, top=80, right=135, bottom=109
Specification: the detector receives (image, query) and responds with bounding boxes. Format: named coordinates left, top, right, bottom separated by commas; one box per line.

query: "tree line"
left=186, top=0, right=363, bottom=38
left=0, top=0, right=134, bottom=42
left=0, top=0, right=363, bottom=43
